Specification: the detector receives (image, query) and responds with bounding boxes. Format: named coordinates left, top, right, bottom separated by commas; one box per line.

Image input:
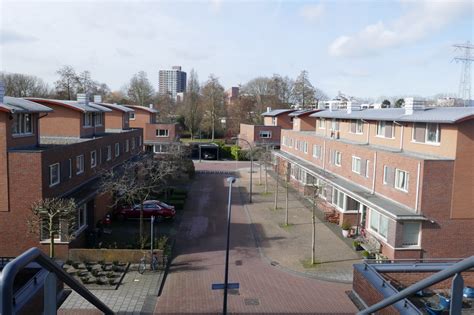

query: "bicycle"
left=138, top=251, right=159, bottom=274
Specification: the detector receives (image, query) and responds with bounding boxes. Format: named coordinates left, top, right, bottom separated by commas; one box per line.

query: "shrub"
left=220, top=145, right=232, bottom=159
left=231, top=145, right=240, bottom=160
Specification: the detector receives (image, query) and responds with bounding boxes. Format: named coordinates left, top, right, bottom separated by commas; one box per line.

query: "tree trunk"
left=259, top=163, right=262, bottom=185
left=274, top=164, right=279, bottom=210
left=50, top=231, right=55, bottom=258
left=311, top=191, right=316, bottom=265
left=264, top=162, right=268, bottom=193
left=285, top=180, right=289, bottom=225
left=140, top=201, right=144, bottom=247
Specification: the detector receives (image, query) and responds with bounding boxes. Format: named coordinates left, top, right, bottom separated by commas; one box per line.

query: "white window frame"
left=12, top=113, right=33, bottom=136
left=350, top=120, right=363, bottom=134
left=376, top=121, right=394, bottom=138
left=352, top=156, right=361, bottom=174
left=125, top=139, right=130, bottom=152
left=115, top=143, right=120, bottom=157
left=402, top=222, right=420, bottom=247
left=303, top=141, right=308, bottom=154
left=156, top=129, right=169, bottom=137
left=271, top=117, right=276, bottom=126
left=76, top=155, right=84, bottom=175
left=94, top=113, right=103, bottom=126
left=259, top=130, right=272, bottom=138
left=312, top=144, right=321, bottom=159
left=332, top=188, right=345, bottom=210
left=106, top=145, right=112, bottom=161
left=77, top=204, right=87, bottom=233
left=68, top=158, right=72, bottom=178
left=383, top=165, right=389, bottom=184
left=49, top=163, right=60, bottom=187
left=83, top=113, right=93, bottom=127
left=334, top=151, right=342, bottom=167
left=369, top=210, right=388, bottom=239
left=319, top=118, right=326, bottom=129
left=395, top=168, right=409, bottom=192
left=90, top=150, right=97, bottom=168
left=412, top=123, right=440, bottom=145
left=331, top=119, right=339, bottom=131
left=129, top=112, right=136, bottom=120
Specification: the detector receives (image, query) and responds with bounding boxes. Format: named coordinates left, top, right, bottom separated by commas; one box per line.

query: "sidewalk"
left=238, top=166, right=362, bottom=283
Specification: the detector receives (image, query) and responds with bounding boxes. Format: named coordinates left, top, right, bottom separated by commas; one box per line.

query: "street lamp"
left=223, top=176, right=236, bottom=315
left=231, top=137, right=253, bottom=203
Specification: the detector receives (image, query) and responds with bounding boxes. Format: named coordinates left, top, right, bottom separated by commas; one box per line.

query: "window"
left=77, top=204, right=87, bottom=231
left=331, top=119, right=340, bottom=131
left=376, top=121, right=393, bottom=138
left=395, top=169, right=409, bottom=192
left=156, top=129, right=169, bottom=137
left=90, top=151, right=97, bottom=168
left=106, top=145, right=112, bottom=161
left=282, top=136, right=286, bottom=146
left=312, top=144, right=322, bottom=159
left=271, top=117, right=276, bottom=126
left=129, top=112, right=135, bottom=120
left=49, top=163, right=60, bottom=187
left=350, top=120, right=363, bottom=134
left=115, top=143, right=120, bottom=157
left=76, top=155, right=84, bottom=174
left=125, top=139, right=130, bottom=152
left=369, top=210, right=388, bottom=238
left=412, top=123, right=440, bottom=144
left=83, top=113, right=93, bottom=127
left=139, top=136, right=142, bottom=146
left=402, top=222, right=420, bottom=246
left=12, top=113, right=33, bottom=135
left=303, top=141, right=308, bottom=154
left=68, top=159, right=72, bottom=178
left=334, top=151, right=342, bottom=166
left=94, top=113, right=103, bottom=126
left=319, top=118, right=326, bottom=129
left=332, top=188, right=345, bottom=209
left=259, top=130, right=272, bottom=138
left=352, top=156, right=361, bottom=174
left=154, top=144, right=169, bottom=153
left=131, top=138, right=136, bottom=150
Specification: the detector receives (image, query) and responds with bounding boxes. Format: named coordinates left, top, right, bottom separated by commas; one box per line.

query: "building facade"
left=0, top=94, right=143, bottom=259
left=274, top=99, right=474, bottom=259
left=158, top=66, right=187, bottom=101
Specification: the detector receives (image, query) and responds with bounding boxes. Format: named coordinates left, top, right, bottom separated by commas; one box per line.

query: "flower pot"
left=342, top=230, right=350, bottom=238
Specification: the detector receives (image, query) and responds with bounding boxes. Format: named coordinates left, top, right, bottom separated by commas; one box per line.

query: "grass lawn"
left=180, top=138, right=224, bottom=144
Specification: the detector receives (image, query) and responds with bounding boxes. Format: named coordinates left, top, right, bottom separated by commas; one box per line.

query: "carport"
left=198, top=143, right=219, bottom=161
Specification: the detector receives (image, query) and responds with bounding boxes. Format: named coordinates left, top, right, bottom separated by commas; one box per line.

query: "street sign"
left=212, top=283, right=240, bottom=290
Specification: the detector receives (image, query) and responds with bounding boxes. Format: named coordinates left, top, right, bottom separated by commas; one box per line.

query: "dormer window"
left=83, top=113, right=93, bottom=127
left=94, top=113, right=103, bottom=126
left=12, top=113, right=32, bottom=135
left=129, top=112, right=136, bottom=120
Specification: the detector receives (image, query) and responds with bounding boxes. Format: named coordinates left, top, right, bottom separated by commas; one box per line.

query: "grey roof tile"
left=97, top=103, right=135, bottom=113
left=1, top=96, right=53, bottom=113
left=125, top=105, right=158, bottom=113
left=261, top=109, right=295, bottom=117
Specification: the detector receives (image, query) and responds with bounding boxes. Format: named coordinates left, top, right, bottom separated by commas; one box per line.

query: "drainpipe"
left=322, top=140, right=326, bottom=170
left=415, top=162, right=421, bottom=213
left=371, top=152, right=377, bottom=194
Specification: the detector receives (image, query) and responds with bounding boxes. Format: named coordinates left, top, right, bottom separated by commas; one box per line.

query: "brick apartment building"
left=273, top=99, right=474, bottom=259
left=238, top=108, right=295, bottom=149
left=0, top=93, right=143, bottom=258
left=127, top=105, right=181, bottom=154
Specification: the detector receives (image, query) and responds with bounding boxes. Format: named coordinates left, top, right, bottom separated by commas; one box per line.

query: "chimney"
left=77, top=93, right=89, bottom=105
left=404, top=97, right=425, bottom=115
left=267, top=107, right=272, bottom=113
left=149, top=104, right=154, bottom=109
left=347, top=101, right=361, bottom=114
left=93, top=95, right=102, bottom=103
left=0, top=81, right=4, bottom=104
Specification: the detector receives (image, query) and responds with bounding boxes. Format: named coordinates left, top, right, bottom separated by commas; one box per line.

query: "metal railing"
left=0, top=247, right=114, bottom=315
left=358, top=255, right=474, bottom=314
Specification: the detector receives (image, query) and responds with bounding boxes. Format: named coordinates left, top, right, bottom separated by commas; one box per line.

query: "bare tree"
left=155, top=93, right=176, bottom=123
left=28, top=198, right=77, bottom=258
left=201, top=74, right=225, bottom=141
left=127, top=71, right=154, bottom=107
left=105, top=90, right=129, bottom=104
left=268, top=74, right=294, bottom=107
left=101, top=149, right=187, bottom=245
left=292, top=70, right=316, bottom=108
left=55, top=65, right=79, bottom=100
left=180, top=69, right=202, bottom=138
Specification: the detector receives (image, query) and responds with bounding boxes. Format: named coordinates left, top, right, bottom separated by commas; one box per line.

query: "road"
left=154, top=162, right=357, bottom=314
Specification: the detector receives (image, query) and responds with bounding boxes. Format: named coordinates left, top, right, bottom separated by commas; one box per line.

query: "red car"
left=115, top=200, right=176, bottom=220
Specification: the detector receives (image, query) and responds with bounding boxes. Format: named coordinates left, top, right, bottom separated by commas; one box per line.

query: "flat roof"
left=0, top=96, right=53, bottom=113
left=125, top=105, right=158, bottom=113
left=309, top=107, right=474, bottom=124
left=288, top=109, right=321, bottom=117
left=26, top=98, right=112, bottom=113
left=261, top=109, right=295, bottom=117
left=274, top=150, right=426, bottom=220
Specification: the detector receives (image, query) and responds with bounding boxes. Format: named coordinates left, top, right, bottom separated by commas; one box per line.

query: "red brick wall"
left=105, top=111, right=127, bottom=130
left=276, top=113, right=293, bottom=129
left=144, top=123, right=178, bottom=143
left=382, top=270, right=474, bottom=290
left=129, top=109, right=152, bottom=128
left=0, top=114, right=9, bottom=212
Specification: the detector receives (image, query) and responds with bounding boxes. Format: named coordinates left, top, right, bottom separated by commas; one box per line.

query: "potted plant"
left=341, top=221, right=351, bottom=238
left=352, top=240, right=363, bottom=251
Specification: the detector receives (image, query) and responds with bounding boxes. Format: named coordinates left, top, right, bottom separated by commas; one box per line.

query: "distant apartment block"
left=158, top=66, right=187, bottom=101
left=273, top=99, right=474, bottom=260
left=0, top=92, right=143, bottom=258
left=127, top=105, right=181, bottom=154
left=225, top=86, right=239, bottom=105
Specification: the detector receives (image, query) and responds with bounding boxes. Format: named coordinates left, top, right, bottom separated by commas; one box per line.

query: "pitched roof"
left=125, top=105, right=159, bottom=113
left=27, top=98, right=112, bottom=113
left=288, top=109, right=321, bottom=117
left=309, top=107, right=474, bottom=124
left=0, top=96, right=53, bottom=113
left=261, top=109, right=295, bottom=117
left=96, top=103, right=135, bottom=113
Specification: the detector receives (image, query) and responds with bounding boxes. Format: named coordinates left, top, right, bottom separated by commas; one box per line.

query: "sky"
left=0, top=0, right=473, bottom=99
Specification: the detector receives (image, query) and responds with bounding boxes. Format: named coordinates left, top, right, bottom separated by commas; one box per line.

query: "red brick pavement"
left=154, top=163, right=358, bottom=314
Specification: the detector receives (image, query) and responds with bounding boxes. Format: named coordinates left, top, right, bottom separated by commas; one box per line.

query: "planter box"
left=69, top=248, right=164, bottom=263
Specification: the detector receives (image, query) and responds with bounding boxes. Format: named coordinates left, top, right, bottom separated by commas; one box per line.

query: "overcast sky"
left=0, top=0, right=473, bottom=99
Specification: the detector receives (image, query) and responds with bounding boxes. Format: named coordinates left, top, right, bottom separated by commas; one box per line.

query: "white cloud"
left=299, top=3, right=324, bottom=22
left=328, top=0, right=472, bottom=57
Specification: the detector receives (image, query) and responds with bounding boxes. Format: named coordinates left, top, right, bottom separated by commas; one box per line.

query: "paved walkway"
left=240, top=165, right=362, bottom=283
left=154, top=161, right=358, bottom=314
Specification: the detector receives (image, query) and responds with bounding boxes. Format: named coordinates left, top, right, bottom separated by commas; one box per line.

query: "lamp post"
left=223, top=176, right=236, bottom=315
left=231, top=137, right=253, bottom=203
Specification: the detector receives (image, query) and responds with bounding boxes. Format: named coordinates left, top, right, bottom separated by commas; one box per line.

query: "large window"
left=94, top=113, right=103, bottom=126
left=90, top=151, right=97, bottom=168
left=77, top=204, right=87, bottom=231
left=334, top=151, right=342, bottom=166
left=352, top=156, right=361, bottom=174
left=395, top=169, right=409, bottom=192
left=350, top=120, right=363, bottom=134
left=332, top=188, right=345, bottom=209
left=312, top=144, right=322, bottom=159
left=303, top=141, right=308, bottom=154
left=156, top=129, right=169, bottom=137
left=106, top=145, right=112, bottom=161
left=12, top=113, right=32, bottom=135
left=376, top=121, right=393, bottom=138
left=318, top=118, right=326, bottom=129
left=402, top=222, right=420, bottom=246
left=154, top=144, right=169, bottom=153
left=129, top=112, right=135, bottom=120
left=331, top=119, right=340, bottom=131
left=370, top=210, right=388, bottom=238
left=259, top=130, right=272, bottom=138
left=76, top=155, right=84, bottom=174
left=49, top=163, right=60, bottom=187
left=115, top=143, right=120, bottom=157
left=413, top=123, right=440, bottom=144
left=125, top=139, right=130, bottom=152
left=83, top=113, right=93, bottom=127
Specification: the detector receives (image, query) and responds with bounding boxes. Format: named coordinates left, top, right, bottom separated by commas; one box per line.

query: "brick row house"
left=273, top=98, right=474, bottom=259
left=0, top=91, right=143, bottom=259
left=126, top=105, right=181, bottom=154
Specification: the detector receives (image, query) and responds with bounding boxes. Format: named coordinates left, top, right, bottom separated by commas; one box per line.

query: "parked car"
left=115, top=200, right=176, bottom=221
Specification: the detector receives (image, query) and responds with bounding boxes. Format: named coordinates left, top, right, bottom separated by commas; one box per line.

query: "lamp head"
left=227, top=176, right=236, bottom=184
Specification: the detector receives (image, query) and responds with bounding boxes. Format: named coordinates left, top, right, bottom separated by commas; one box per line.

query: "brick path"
left=154, top=161, right=358, bottom=314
